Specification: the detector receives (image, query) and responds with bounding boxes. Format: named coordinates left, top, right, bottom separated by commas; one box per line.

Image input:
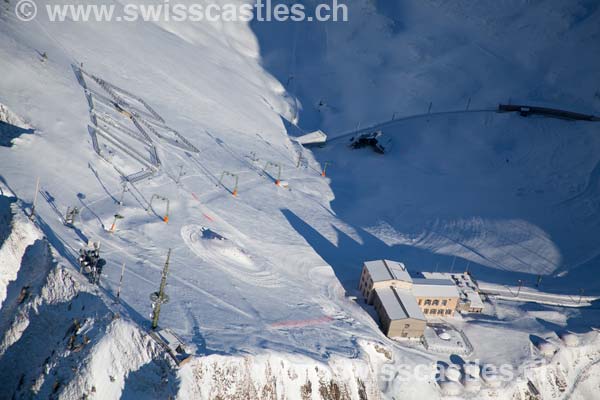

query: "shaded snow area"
left=1, top=0, right=600, bottom=399
left=0, top=102, right=34, bottom=147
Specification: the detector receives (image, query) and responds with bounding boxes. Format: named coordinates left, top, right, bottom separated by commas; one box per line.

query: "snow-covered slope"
left=1, top=0, right=600, bottom=399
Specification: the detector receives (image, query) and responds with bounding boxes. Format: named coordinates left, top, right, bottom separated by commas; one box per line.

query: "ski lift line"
left=328, top=108, right=497, bottom=143
left=126, top=180, right=153, bottom=210
left=188, top=157, right=222, bottom=187
left=98, top=240, right=255, bottom=319
left=205, top=130, right=269, bottom=175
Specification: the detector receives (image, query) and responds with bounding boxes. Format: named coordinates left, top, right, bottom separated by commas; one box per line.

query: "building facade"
left=372, top=286, right=426, bottom=338
left=359, top=260, right=462, bottom=339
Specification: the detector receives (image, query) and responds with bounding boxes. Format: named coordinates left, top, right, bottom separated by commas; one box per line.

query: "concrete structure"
left=372, top=286, right=426, bottom=338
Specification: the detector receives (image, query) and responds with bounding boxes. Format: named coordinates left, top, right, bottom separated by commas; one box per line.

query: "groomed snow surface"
left=2, top=0, right=600, bottom=399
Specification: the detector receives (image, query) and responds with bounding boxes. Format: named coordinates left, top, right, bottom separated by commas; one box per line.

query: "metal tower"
left=151, top=249, right=171, bottom=330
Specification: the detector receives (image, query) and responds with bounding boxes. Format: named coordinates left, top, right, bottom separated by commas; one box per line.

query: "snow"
left=364, top=259, right=412, bottom=283
left=374, top=286, right=425, bottom=321
left=295, top=130, right=327, bottom=145
left=1, top=0, right=600, bottom=398
left=0, top=192, right=43, bottom=307
left=411, top=279, right=459, bottom=298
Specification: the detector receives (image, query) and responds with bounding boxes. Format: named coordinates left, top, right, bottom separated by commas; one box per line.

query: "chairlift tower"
left=151, top=249, right=171, bottom=330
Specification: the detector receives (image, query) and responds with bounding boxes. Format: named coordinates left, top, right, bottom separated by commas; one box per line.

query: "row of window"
left=359, top=272, right=372, bottom=289
left=423, top=309, right=452, bottom=315
left=418, top=299, right=449, bottom=306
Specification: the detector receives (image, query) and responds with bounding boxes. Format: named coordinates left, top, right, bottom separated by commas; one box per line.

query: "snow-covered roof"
left=465, top=290, right=485, bottom=309
left=374, top=287, right=425, bottom=321
left=155, top=329, right=184, bottom=353
left=364, top=260, right=413, bottom=283
left=295, top=130, right=327, bottom=145
left=412, top=278, right=460, bottom=298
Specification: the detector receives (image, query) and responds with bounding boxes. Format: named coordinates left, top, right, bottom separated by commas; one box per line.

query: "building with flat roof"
left=421, top=272, right=485, bottom=313
left=359, top=260, right=413, bottom=303
left=372, top=287, right=426, bottom=338
left=411, top=278, right=460, bottom=317
left=360, top=260, right=473, bottom=338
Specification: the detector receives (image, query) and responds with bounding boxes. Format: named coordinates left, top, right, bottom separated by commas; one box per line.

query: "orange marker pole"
left=321, top=162, right=330, bottom=177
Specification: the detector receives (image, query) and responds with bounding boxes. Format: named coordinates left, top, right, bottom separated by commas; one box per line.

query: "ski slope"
left=1, top=0, right=600, bottom=399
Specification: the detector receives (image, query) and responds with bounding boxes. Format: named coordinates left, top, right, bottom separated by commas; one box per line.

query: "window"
left=432, top=300, right=439, bottom=306
left=418, top=299, right=423, bottom=305
left=442, top=300, right=448, bottom=306
left=445, top=309, right=452, bottom=315
left=404, top=324, right=410, bottom=329
left=437, top=309, right=444, bottom=315
left=424, top=309, right=429, bottom=314
left=424, top=300, right=432, bottom=306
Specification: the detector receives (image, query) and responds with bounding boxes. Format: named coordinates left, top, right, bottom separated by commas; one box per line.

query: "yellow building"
left=359, top=260, right=461, bottom=338
left=412, top=279, right=460, bottom=317
left=372, top=286, right=426, bottom=338
left=359, top=260, right=413, bottom=304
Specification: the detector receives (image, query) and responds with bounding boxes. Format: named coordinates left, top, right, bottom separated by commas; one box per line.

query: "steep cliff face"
left=177, top=353, right=379, bottom=400
left=0, top=191, right=43, bottom=307
left=524, top=332, right=600, bottom=400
